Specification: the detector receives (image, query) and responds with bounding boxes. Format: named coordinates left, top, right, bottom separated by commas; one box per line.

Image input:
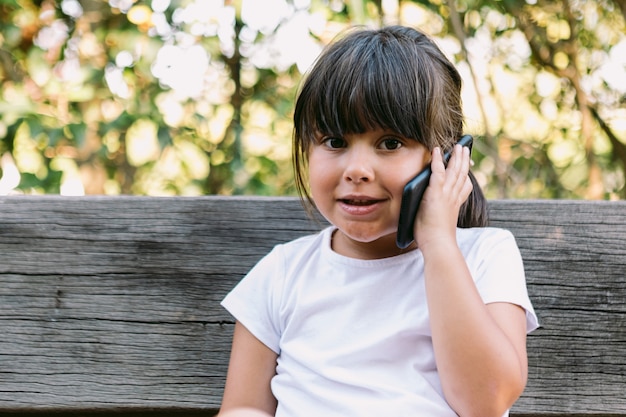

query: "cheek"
left=397, top=152, right=431, bottom=183
left=307, top=152, right=335, bottom=198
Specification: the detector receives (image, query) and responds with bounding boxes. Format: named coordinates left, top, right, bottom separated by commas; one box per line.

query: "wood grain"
left=0, top=196, right=624, bottom=415
left=489, top=200, right=626, bottom=415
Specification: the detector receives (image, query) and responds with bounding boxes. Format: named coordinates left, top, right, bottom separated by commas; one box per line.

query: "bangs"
left=294, top=28, right=442, bottom=147
left=292, top=26, right=467, bottom=217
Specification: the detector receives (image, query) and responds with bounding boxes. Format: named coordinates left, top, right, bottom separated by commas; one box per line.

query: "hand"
left=414, top=144, right=473, bottom=250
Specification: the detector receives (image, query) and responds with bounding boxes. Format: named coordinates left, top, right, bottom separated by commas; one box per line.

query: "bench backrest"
left=0, top=196, right=625, bottom=416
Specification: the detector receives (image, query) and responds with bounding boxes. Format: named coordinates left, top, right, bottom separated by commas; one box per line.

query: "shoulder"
left=457, top=227, right=517, bottom=253
left=458, top=228, right=538, bottom=331
left=248, top=227, right=332, bottom=277
left=456, top=227, right=523, bottom=276
left=270, top=227, right=331, bottom=261
left=221, top=228, right=333, bottom=352
left=278, top=227, right=330, bottom=252
left=457, top=226, right=515, bottom=240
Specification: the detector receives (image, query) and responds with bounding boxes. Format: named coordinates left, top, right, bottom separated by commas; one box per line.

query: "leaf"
left=68, top=123, right=87, bottom=148
left=25, top=117, right=44, bottom=139
left=157, top=126, right=172, bottom=148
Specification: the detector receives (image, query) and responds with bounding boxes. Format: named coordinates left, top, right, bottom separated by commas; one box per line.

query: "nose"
left=344, top=147, right=375, bottom=183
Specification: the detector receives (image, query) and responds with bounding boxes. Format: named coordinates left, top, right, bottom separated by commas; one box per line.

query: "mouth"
left=337, top=196, right=386, bottom=216
left=339, top=198, right=384, bottom=206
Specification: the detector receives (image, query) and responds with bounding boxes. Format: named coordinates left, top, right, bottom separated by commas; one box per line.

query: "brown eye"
left=380, top=138, right=402, bottom=150
left=323, top=137, right=347, bottom=149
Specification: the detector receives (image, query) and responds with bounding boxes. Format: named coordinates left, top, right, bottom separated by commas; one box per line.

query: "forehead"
left=295, top=28, right=452, bottom=150
left=314, top=127, right=410, bottom=139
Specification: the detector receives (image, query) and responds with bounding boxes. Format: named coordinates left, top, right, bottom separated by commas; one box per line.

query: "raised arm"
left=423, top=246, right=528, bottom=417
left=218, top=321, right=278, bottom=416
left=416, top=145, right=529, bottom=417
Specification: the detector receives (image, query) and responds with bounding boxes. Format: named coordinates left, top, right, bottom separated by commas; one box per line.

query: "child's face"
left=308, top=128, right=430, bottom=258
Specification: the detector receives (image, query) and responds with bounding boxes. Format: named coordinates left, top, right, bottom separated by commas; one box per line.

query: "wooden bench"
left=0, top=196, right=625, bottom=416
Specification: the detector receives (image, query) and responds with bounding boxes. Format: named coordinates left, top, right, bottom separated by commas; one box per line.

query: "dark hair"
left=293, top=25, right=487, bottom=228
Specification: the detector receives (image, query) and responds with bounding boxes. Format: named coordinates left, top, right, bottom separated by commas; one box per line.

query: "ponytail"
left=457, top=171, right=489, bottom=228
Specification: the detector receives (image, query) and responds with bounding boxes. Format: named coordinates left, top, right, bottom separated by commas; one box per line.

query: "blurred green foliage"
left=0, top=0, right=625, bottom=199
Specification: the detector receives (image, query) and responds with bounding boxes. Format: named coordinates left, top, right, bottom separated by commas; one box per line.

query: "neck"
left=331, top=229, right=418, bottom=260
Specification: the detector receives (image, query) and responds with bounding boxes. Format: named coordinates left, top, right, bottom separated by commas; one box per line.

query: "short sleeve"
left=471, top=229, right=539, bottom=333
left=221, top=245, right=285, bottom=353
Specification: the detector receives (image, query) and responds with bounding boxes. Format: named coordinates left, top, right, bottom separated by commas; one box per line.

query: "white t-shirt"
left=222, top=226, right=539, bottom=417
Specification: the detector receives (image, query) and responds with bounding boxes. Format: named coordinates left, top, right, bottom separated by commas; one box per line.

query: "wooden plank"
left=0, top=196, right=624, bottom=414
left=489, top=200, right=626, bottom=415
left=0, top=196, right=320, bottom=413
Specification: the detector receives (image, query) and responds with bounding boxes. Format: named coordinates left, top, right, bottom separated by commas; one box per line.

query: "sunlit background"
left=0, top=0, right=624, bottom=199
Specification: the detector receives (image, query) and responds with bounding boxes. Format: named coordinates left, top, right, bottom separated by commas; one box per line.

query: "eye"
left=379, top=138, right=402, bottom=150
left=322, top=137, right=347, bottom=149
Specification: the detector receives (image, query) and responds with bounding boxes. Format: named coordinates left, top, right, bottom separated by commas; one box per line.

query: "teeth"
left=345, top=199, right=373, bottom=205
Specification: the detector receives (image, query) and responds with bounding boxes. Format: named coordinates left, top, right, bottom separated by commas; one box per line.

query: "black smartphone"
left=396, top=134, right=474, bottom=249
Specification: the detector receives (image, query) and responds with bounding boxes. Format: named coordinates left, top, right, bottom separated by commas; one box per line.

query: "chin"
left=341, top=228, right=396, bottom=245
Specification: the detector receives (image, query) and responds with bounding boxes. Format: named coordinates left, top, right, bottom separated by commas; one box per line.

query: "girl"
left=219, top=26, right=538, bottom=417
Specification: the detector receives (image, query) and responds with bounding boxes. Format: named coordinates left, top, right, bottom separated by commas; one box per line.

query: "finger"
left=450, top=144, right=466, bottom=173
left=445, top=145, right=464, bottom=183
left=430, top=147, right=445, bottom=174
left=460, top=172, right=474, bottom=204
left=448, top=145, right=471, bottom=193
left=461, top=145, right=471, bottom=176
left=458, top=147, right=473, bottom=202
left=429, top=147, right=446, bottom=188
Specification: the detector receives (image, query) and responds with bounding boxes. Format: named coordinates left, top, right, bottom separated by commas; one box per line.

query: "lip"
left=337, top=195, right=386, bottom=216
